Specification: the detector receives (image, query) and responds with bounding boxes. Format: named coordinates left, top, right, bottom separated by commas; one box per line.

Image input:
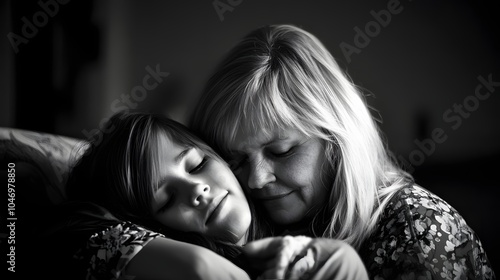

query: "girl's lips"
left=206, top=192, right=228, bottom=225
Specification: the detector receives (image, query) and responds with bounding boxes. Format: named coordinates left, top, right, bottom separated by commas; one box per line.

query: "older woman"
left=191, top=24, right=495, bottom=279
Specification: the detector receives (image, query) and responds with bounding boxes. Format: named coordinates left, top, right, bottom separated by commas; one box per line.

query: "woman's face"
left=228, top=126, right=332, bottom=226
left=152, top=135, right=251, bottom=245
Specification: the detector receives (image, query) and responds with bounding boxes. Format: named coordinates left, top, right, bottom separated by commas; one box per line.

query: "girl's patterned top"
left=74, top=221, right=164, bottom=280
left=360, top=185, right=495, bottom=279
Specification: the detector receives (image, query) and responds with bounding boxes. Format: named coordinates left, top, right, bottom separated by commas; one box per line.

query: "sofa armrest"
left=0, top=127, right=88, bottom=204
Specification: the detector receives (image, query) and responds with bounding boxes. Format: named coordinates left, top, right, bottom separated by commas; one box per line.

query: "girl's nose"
left=191, top=183, right=210, bottom=207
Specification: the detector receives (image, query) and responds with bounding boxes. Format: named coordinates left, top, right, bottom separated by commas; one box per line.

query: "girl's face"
left=228, top=127, right=332, bottom=226
left=152, top=135, right=251, bottom=245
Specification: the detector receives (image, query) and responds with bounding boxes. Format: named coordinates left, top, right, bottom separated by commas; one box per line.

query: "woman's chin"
left=267, top=208, right=305, bottom=226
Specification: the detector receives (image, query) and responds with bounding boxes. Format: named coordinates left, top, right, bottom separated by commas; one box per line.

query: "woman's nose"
left=190, top=183, right=210, bottom=207
left=247, top=158, right=275, bottom=189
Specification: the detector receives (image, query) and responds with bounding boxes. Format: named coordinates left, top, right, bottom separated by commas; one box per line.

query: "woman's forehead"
left=229, top=126, right=305, bottom=152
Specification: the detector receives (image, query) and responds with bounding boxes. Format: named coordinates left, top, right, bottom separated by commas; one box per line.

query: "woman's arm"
left=124, top=237, right=250, bottom=280
left=242, top=236, right=369, bottom=280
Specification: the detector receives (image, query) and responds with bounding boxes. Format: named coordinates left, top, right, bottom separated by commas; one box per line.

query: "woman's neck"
left=275, top=208, right=331, bottom=237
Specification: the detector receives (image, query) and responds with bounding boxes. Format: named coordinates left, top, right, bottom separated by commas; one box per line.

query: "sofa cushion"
left=0, top=127, right=87, bottom=205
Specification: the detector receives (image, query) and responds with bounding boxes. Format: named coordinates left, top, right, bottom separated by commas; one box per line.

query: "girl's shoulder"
left=75, top=221, right=165, bottom=280
left=48, top=202, right=165, bottom=279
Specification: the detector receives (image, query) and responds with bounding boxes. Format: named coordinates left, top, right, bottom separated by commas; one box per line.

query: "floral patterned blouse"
left=359, top=185, right=495, bottom=279
left=73, top=221, right=164, bottom=280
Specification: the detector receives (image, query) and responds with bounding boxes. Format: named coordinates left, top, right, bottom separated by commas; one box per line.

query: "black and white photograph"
left=1, top=0, right=499, bottom=279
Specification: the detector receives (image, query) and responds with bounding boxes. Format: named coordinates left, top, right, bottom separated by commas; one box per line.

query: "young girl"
left=191, top=24, right=496, bottom=279
left=45, top=111, right=368, bottom=280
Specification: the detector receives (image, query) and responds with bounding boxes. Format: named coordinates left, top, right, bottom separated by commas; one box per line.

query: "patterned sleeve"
left=74, top=221, right=164, bottom=280
left=361, top=185, right=496, bottom=280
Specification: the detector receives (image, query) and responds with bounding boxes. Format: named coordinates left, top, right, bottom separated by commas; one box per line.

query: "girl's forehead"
left=155, top=130, right=175, bottom=147
left=155, top=131, right=192, bottom=156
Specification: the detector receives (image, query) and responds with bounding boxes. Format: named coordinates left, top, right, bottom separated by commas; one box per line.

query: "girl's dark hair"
left=64, top=111, right=269, bottom=269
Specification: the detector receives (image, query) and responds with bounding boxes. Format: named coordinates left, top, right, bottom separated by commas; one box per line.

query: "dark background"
left=1, top=0, right=499, bottom=276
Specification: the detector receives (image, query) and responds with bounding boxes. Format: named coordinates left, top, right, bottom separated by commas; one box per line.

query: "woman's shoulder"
left=377, top=183, right=477, bottom=249
left=361, top=184, right=495, bottom=279
left=385, top=184, right=460, bottom=221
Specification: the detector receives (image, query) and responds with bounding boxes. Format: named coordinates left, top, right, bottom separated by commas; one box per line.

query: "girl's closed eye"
left=189, top=156, right=209, bottom=174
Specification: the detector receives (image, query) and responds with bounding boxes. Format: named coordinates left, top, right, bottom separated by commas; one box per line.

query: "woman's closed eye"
left=270, top=146, right=295, bottom=157
left=229, top=156, right=247, bottom=172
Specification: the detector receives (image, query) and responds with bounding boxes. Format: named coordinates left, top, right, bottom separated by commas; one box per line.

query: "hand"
left=242, top=235, right=313, bottom=280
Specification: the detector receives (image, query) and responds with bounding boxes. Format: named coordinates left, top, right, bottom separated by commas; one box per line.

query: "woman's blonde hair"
left=191, top=24, right=412, bottom=249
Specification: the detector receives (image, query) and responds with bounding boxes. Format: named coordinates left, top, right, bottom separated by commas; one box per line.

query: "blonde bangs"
left=213, top=65, right=309, bottom=156
left=192, top=24, right=410, bottom=249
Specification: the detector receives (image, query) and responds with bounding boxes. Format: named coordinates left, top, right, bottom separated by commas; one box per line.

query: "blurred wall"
left=2, top=0, right=499, bottom=271
left=0, top=1, right=14, bottom=127
left=123, top=0, right=500, bottom=163
left=4, top=0, right=499, bottom=161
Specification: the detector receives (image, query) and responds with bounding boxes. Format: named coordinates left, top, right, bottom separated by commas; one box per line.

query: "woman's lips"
left=206, top=192, right=228, bottom=225
left=256, top=190, right=294, bottom=201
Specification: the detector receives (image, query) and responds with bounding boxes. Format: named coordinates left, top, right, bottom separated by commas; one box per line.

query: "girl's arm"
left=124, top=237, right=250, bottom=280
left=76, top=221, right=250, bottom=280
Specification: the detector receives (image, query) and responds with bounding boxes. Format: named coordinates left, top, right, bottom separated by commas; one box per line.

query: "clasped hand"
left=242, top=235, right=315, bottom=280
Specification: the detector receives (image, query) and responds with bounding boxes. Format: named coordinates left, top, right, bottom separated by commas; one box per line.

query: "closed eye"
left=229, top=156, right=247, bottom=172
left=270, top=147, right=294, bottom=158
left=189, top=157, right=208, bottom=174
